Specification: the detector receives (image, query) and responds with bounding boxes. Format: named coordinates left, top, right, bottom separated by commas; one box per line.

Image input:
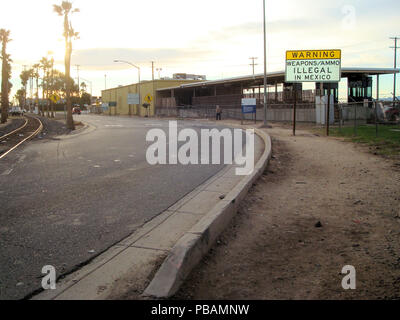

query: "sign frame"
left=285, top=49, right=342, bottom=84
left=128, top=93, right=140, bottom=105
left=241, top=98, right=257, bottom=114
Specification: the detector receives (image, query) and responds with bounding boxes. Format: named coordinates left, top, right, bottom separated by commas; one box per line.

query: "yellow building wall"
left=101, top=80, right=198, bottom=117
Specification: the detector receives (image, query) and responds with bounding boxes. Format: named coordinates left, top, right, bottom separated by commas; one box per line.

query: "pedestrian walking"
left=216, top=105, right=222, bottom=121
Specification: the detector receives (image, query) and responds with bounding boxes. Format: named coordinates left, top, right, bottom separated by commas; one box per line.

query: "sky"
left=1, top=0, right=399, bottom=99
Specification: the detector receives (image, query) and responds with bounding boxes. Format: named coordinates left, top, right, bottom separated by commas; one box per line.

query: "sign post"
left=326, top=83, right=331, bottom=136
left=128, top=93, right=140, bottom=116
left=293, top=87, right=297, bottom=136
left=285, top=49, right=341, bottom=136
left=144, top=94, right=153, bottom=118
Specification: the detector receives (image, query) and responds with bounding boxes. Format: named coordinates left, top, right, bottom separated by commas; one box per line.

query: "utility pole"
left=151, top=61, right=155, bottom=118
left=390, top=36, right=399, bottom=107
left=75, top=65, right=80, bottom=96
left=249, top=57, right=258, bottom=76
left=104, top=74, right=107, bottom=90
left=23, top=65, right=28, bottom=109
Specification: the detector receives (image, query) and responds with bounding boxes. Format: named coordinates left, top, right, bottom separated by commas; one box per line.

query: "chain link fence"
left=335, top=100, right=400, bottom=137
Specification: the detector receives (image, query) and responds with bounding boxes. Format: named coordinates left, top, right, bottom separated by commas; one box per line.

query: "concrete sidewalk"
left=33, top=122, right=270, bottom=300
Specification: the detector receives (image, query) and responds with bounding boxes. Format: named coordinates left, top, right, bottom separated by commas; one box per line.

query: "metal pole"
left=293, top=86, right=297, bottom=136
left=375, top=100, right=378, bottom=138
left=393, top=37, right=398, bottom=108
left=354, top=103, right=357, bottom=136
left=326, top=83, right=331, bottom=136
left=376, top=74, right=379, bottom=137
left=262, top=0, right=268, bottom=127
left=76, top=65, right=80, bottom=96
left=377, top=74, right=380, bottom=101
left=138, top=68, right=141, bottom=116
left=151, top=61, right=155, bottom=118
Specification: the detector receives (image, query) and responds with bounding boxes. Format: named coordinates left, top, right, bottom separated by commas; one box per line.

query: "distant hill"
left=380, top=97, right=400, bottom=101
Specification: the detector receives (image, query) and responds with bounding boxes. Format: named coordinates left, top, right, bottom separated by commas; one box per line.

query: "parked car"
left=383, top=105, right=400, bottom=122
left=10, top=106, right=24, bottom=116
left=72, top=107, right=81, bottom=115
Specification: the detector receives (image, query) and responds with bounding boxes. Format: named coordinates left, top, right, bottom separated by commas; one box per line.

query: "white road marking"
left=2, top=169, right=13, bottom=176
left=17, top=154, right=26, bottom=163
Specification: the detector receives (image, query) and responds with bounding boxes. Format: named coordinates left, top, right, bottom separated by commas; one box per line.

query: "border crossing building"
left=102, top=68, right=398, bottom=122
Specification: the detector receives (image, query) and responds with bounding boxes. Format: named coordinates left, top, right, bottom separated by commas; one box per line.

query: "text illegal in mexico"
left=285, top=49, right=342, bottom=83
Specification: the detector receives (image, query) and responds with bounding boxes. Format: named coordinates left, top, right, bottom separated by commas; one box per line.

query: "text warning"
left=285, top=49, right=342, bottom=83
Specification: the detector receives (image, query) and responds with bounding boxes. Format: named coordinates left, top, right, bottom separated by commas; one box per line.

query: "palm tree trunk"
left=1, top=42, right=8, bottom=124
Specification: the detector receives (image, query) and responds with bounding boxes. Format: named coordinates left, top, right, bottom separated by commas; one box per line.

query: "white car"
left=10, top=107, right=24, bottom=116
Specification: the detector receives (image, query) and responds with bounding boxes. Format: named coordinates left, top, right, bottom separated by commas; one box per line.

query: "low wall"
left=156, top=106, right=316, bottom=122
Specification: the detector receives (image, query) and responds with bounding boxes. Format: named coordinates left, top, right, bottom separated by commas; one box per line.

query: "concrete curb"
left=54, top=121, right=96, bottom=140
left=143, top=127, right=272, bottom=298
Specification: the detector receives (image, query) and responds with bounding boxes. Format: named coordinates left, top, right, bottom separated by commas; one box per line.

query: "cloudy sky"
left=1, top=0, right=399, bottom=98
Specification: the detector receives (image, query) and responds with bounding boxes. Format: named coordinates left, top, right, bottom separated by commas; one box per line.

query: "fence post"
left=326, top=85, right=331, bottom=136
left=293, top=89, right=297, bottom=136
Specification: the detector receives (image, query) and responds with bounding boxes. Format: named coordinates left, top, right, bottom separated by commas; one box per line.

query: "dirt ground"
left=176, top=124, right=400, bottom=300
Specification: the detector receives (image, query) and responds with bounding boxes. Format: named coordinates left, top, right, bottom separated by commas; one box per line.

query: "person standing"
left=216, top=105, right=222, bottom=121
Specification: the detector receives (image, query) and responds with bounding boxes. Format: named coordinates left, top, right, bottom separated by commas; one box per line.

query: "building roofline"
left=157, top=67, right=399, bottom=92
left=101, top=79, right=199, bottom=93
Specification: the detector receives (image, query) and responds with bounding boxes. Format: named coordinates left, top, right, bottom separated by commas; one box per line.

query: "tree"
left=53, top=1, right=79, bottom=130
left=80, top=92, right=91, bottom=106
left=1, top=29, right=12, bottom=124
left=32, top=63, right=41, bottom=115
left=40, top=57, right=53, bottom=117
left=20, top=69, right=32, bottom=109
left=80, top=81, right=87, bottom=94
left=15, top=88, right=26, bottom=107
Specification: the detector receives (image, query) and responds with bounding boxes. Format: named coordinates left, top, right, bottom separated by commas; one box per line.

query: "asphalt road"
left=0, top=115, right=235, bottom=300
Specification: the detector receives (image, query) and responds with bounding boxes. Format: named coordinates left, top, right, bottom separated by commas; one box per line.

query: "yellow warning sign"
left=286, top=50, right=341, bottom=61
left=145, top=94, right=153, bottom=103
left=49, top=93, right=61, bottom=104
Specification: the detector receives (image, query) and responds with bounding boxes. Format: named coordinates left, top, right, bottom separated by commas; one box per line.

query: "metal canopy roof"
left=157, top=68, right=399, bottom=92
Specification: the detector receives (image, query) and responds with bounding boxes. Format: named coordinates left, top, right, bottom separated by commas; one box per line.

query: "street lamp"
left=262, top=0, right=269, bottom=128
left=114, top=59, right=141, bottom=112
left=156, top=68, right=163, bottom=79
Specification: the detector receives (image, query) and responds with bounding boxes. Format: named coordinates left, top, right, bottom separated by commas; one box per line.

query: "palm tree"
left=20, top=69, right=33, bottom=109
left=0, top=29, right=12, bottom=124
left=40, top=57, right=53, bottom=117
left=53, top=1, right=79, bottom=130
left=32, top=63, right=41, bottom=115
left=80, top=82, right=87, bottom=95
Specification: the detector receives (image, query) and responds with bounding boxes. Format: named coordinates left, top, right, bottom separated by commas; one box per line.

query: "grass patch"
left=317, top=125, right=400, bottom=157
